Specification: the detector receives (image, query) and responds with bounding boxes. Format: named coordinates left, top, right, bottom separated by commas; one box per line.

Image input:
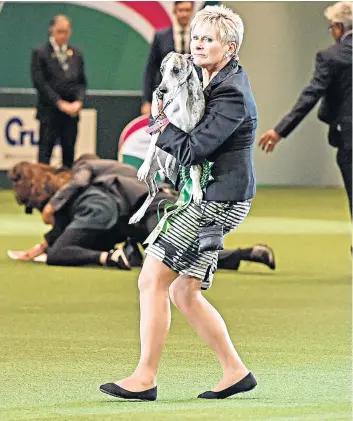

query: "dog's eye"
left=172, top=67, right=180, bottom=74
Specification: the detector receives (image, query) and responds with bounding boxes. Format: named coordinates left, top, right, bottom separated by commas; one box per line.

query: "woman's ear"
left=229, top=42, right=237, bottom=56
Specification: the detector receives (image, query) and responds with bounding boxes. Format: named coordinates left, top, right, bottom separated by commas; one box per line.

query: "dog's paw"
left=137, top=164, right=150, bottom=181
left=193, top=187, right=203, bottom=205
left=129, top=212, right=143, bottom=224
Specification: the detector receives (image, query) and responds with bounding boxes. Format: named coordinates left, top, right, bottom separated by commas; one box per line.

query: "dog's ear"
left=160, top=52, right=174, bottom=74
left=185, top=56, right=194, bottom=77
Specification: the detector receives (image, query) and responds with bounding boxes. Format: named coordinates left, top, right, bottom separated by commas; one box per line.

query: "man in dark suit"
left=259, top=1, right=352, bottom=217
left=31, top=15, right=87, bottom=168
left=141, top=1, right=194, bottom=115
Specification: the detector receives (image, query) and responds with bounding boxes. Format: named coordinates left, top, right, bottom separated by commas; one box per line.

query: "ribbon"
left=144, top=179, right=193, bottom=245
left=144, top=163, right=213, bottom=246
left=145, top=118, right=169, bottom=135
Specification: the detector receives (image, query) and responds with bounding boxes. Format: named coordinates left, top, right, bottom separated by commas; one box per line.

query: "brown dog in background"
left=8, top=161, right=71, bottom=213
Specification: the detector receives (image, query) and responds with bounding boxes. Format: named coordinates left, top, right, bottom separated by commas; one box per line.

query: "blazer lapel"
left=47, top=42, right=64, bottom=73
left=342, top=32, right=352, bottom=46
left=168, top=28, right=175, bottom=52
left=200, top=60, right=239, bottom=97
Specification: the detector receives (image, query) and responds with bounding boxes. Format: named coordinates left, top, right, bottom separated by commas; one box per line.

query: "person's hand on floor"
left=16, top=242, right=47, bottom=261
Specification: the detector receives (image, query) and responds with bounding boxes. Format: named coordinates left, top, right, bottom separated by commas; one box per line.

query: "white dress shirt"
left=172, top=20, right=190, bottom=54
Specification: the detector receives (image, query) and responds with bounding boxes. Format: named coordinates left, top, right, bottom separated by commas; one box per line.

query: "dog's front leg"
left=137, top=90, right=162, bottom=182
left=137, top=132, right=159, bottom=181
left=129, top=176, right=159, bottom=224
left=190, top=165, right=203, bottom=205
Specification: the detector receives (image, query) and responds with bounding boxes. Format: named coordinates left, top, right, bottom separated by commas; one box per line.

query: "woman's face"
left=191, top=23, right=231, bottom=70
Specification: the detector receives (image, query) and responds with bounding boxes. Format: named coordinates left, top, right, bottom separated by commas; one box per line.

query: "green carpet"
left=0, top=188, right=351, bottom=421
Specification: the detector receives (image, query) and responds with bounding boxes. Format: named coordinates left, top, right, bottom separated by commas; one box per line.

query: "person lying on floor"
left=8, top=158, right=275, bottom=271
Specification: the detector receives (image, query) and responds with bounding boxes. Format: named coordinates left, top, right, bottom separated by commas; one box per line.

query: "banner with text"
left=0, top=108, right=97, bottom=169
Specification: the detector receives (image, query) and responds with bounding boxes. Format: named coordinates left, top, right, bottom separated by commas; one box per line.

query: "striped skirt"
left=145, top=200, right=251, bottom=290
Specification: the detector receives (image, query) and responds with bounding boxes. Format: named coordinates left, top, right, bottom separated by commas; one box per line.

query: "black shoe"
left=250, top=244, right=276, bottom=270
left=99, top=382, right=157, bottom=401
left=106, top=248, right=131, bottom=270
left=123, top=239, right=144, bottom=267
left=197, top=372, right=257, bottom=399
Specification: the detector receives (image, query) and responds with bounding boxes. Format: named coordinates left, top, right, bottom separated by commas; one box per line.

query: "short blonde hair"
left=324, top=1, right=352, bottom=29
left=191, top=5, right=244, bottom=58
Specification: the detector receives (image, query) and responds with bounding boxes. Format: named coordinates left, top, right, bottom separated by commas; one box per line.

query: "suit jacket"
left=156, top=60, right=258, bottom=202
left=143, top=27, right=174, bottom=103
left=31, top=42, right=87, bottom=120
left=49, top=159, right=171, bottom=217
left=275, top=34, right=352, bottom=149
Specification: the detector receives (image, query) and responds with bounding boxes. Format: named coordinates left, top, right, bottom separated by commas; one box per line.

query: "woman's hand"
left=159, top=121, right=169, bottom=133
left=42, top=203, right=55, bottom=225
left=17, top=243, right=47, bottom=261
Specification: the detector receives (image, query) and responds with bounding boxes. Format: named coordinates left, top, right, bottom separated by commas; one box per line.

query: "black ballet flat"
left=197, top=372, right=257, bottom=399
left=99, top=382, right=157, bottom=401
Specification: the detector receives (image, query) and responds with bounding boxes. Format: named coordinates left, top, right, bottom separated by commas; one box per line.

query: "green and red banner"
left=0, top=1, right=213, bottom=90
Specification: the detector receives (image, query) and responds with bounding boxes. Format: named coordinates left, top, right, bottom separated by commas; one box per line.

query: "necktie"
left=180, top=29, right=186, bottom=54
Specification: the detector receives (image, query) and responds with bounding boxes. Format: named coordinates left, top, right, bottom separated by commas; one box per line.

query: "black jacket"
left=156, top=60, right=258, bottom=202
left=31, top=42, right=87, bottom=119
left=49, top=159, right=172, bottom=217
left=275, top=34, right=352, bottom=149
left=45, top=160, right=177, bottom=246
left=143, top=28, right=174, bottom=103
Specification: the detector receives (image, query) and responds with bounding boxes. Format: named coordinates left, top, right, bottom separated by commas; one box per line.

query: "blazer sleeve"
left=156, top=85, right=246, bottom=167
left=275, top=51, right=333, bottom=137
left=30, top=48, right=61, bottom=107
left=76, top=50, right=87, bottom=103
left=143, top=34, right=161, bottom=103
left=49, top=161, right=92, bottom=211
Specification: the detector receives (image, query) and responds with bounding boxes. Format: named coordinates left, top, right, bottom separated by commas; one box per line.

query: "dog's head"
left=8, top=161, right=72, bottom=212
left=158, top=52, right=194, bottom=96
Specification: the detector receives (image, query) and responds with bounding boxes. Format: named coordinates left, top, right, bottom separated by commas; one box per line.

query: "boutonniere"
left=67, top=49, right=73, bottom=57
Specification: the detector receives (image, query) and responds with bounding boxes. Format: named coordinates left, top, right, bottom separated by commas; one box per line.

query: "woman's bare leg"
left=169, top=275, right=249, bottom=391
left=116, top=256, right=177, bottom=391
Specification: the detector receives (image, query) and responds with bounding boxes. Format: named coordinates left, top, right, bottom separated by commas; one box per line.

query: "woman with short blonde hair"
left=101, top=5, right=258, bottom=401
left=191, top=4, right=244, bottom=59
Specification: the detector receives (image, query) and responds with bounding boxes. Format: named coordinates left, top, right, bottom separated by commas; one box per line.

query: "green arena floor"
left=0, top=188, right=351, bottom=421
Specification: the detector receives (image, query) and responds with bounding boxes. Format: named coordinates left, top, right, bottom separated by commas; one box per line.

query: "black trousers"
left=38, top=113, right=78, bottom=168
left=46, top=219, right=242, bottom=270
left=336, top=147, right=352, bottom=217
left=46, top=228, right=117, bottom=266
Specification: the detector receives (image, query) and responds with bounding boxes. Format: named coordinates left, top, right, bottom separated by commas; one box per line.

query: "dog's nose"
left=159, top=86, right=168, bottom=94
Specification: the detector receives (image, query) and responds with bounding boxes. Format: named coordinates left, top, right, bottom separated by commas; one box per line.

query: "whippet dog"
left=129, top=52, right=205, bottom=224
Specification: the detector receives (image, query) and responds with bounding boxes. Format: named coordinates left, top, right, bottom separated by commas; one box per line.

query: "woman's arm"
left=156, top=85, right=246, bottom=167
left=17, top=240, right=48, bottom=261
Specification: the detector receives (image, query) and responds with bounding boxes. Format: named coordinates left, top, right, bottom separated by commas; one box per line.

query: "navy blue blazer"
left=156, top=60, right=258, bottom=202
left=275, top=34, right=352, bottom=149
left=143, top=28, right=174, bottom=103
